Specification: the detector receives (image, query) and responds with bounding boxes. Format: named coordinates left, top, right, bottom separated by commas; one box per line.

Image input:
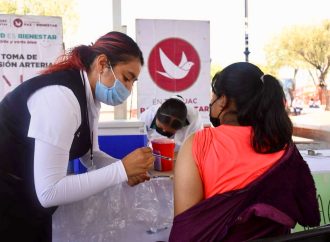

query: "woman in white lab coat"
left=0, top=31, right=154, bottom=242
left=140, top=95, right=203, bottom=151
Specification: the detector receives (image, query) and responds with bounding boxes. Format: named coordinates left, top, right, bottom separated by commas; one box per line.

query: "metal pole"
left=112, top=0, right=121, bottom=32
left=244, top=0, right=250, bottom=62
left=112, top=0, right=128, bottom=120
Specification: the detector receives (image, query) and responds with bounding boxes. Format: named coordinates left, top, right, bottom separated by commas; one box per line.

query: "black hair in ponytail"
left=212, top=62, right=292, bottom=153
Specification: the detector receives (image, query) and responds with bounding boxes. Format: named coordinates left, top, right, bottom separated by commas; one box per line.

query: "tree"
left=0, top=0, right=79, bottom=47
left=265, top=20, right=330, bottom=110
left=211, top=63, right=222, bottom=79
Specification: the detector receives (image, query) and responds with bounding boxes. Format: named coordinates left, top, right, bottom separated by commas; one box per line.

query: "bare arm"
left=173, top=133, right=204, bottom=216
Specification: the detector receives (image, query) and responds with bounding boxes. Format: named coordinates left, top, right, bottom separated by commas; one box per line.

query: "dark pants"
left=293, top=107, right=303, bottom=115
left=0, top=174, right=53, bottom=242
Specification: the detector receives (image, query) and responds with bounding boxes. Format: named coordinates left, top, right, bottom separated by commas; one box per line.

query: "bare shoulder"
left=176, top=133, right=195, bottom=162
left=174, top=132, right=203, bottom=215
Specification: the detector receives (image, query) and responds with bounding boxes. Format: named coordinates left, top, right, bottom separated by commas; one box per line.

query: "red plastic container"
left=151, top=138, right=175, bottom=171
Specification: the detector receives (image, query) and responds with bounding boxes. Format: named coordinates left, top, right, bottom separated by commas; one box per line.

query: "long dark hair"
left=42, top=31, right=144, bottom=74
left=212, top=62, right=292, bottom=153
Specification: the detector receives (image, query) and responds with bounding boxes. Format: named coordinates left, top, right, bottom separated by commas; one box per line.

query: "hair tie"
left=260, top=74, right=265, bottom=83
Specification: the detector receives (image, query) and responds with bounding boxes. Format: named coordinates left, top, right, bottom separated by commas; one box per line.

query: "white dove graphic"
left=157, top=48, right=194, bottom=79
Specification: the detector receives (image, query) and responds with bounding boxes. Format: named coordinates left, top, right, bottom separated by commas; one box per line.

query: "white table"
left=53, top=150, right=330, bottom=241
left=300, top=149, right=330, bottom=173
left=298, top=149, right=330, bottom=230
left=53, top=177, right=173, bottom=242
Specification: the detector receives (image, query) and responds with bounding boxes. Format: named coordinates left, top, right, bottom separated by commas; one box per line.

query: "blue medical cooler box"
left=98, top=120, right=148, bottom=159
left=69, top=120, right=147, bottom=174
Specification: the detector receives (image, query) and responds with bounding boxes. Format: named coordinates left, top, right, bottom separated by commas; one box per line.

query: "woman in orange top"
left=170, top=63, right=319, bottom=242
left=173, top=62, right=293, bottom=215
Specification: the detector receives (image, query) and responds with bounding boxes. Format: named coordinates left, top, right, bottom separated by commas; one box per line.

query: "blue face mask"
left=95, top=65, right=130, bottom=106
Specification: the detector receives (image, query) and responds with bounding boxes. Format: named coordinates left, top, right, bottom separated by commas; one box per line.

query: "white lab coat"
left=27, top=71, right=127, bottom=207
left=140, top=104, right=203, bottom=151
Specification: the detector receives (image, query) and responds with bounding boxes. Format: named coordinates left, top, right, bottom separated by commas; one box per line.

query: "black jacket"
left=0, top=69, right=91, bottom=216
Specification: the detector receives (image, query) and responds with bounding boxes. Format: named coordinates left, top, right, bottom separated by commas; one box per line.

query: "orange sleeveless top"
left=193, top=125, right=285, bottom=199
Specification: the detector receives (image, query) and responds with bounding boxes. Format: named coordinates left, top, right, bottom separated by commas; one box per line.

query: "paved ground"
left=290, top=108, right=330, bottom=132
left=290, top=107, right=330, bottom=150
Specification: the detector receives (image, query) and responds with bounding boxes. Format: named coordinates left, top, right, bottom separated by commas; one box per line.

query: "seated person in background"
left=169, top=62, right=320, bottom=242
left=292, top=96, right=304, bottom=115
left=309, top=98, right=320, bottom=108
left=139, top=95, right=203, bottom=151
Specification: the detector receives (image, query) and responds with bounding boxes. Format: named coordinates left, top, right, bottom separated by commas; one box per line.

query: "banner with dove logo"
left=136, top=19, right=210, bottom=124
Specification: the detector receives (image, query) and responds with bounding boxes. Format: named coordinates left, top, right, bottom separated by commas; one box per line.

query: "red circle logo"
left=13, top=18, right=23, bottom=28
left=148, top=38, right=200, bottom=92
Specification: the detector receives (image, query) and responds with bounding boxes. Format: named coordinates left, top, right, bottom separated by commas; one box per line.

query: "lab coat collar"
left=81, top=70, right=101, bottom=119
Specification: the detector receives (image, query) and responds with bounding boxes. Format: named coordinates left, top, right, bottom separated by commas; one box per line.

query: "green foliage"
left=265, top=20, right=330, bottom=109
left=211, top=63, right=222, bottom=80
left=265, top=20, right=330, bottom=83
left=256, top=63, right=278, bottom=77
left=0, top=0, right=17, bottom=14
left=0, top=0, right=79, bottom=41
